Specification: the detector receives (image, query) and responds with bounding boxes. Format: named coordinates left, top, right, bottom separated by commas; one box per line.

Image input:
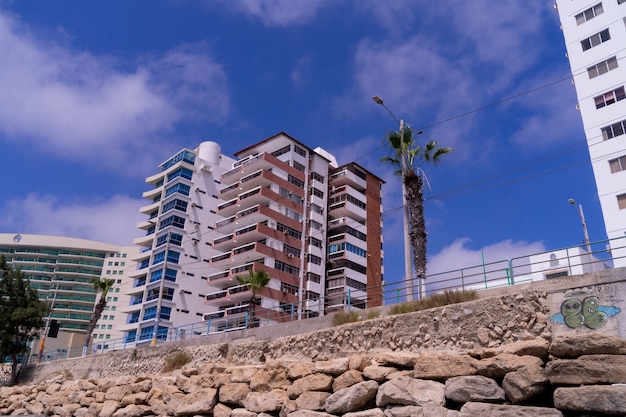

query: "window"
left=310, top=171, right=325, bottom=184
left=159, top=215, right=185, bottom=230
left=274, top=260, right=300, bottom=276
left=144, top=307, right=157, bottom=320
left=160, top=306, right=171, bottom=320
left=305, top=291, right=319, bottom=301
left=308, top=236, right=322, bottom=248
left=281, top=282, right=299, bottom=295
left=271, top=145, right=291, bottom=158
left=293, top=161, right=306, bottom=172
left=618, top=194, right=626, bottom=210
left=277, top=223, right=301, bottom=239
left=288, top=174, right=305, bottom=189
left=609, top=155, right=626, bottom=173
left=310, top=187, right=324, bottom=198
left=581, top=29, right=610, bottom=51
left=309, top=220, right=322, bottom=231
left=595, top=87, right=626, bottom=108
left=307, top=254, right=322, bottom=265
left=294, top=145, right=307, bottom=157
left=575, top=3, right=604, bottom=25
left=602, top=119, right=626, bottom=140
left=588, top=57, right=618, bottom=79
left=167, top=167, right=193, bottom=182
left=306, top=272, right=321, bottom=283
left=164, top=183, right=191, bottom=198
left=162, top=199, right=188, bottom=214
left=284, top=244, right=301, bottom=258
left=310, top=203, right=323, bottom=215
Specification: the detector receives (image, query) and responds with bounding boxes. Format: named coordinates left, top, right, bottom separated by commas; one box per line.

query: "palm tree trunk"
left=247, top=296, right=256, bottom=329
left=404, top=171, right=427, bottom=286
left=83, top=298, right=106, bottom=355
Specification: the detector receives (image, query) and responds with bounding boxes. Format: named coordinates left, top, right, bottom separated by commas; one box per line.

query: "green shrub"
left=388, top=290, right=478, bottom=316
left=332, top=310, right=360, bottom=326
left=162, top=351, right=192, bottom=372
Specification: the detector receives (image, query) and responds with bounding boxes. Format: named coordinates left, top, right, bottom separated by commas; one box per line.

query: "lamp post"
left=372, top=95, right=420, bottom=301
left=568, top=199, right=592, bottom=253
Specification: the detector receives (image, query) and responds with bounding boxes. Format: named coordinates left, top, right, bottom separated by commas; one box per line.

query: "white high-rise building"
left=121, top=142, right=236, bottom=346
left=555, top=0, right=626, bottom=266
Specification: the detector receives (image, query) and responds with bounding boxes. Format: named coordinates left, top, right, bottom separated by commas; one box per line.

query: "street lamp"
left=568, top=199, right=592, bottom=253
left=372, top=95, right=421, bottom=301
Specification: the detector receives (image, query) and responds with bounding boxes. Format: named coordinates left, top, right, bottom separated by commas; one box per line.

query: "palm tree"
left=235, top=270, right=270, bottom=329
left=382, top=128, right=452, bottom=298
left=82, top=277, right=115, bottom=356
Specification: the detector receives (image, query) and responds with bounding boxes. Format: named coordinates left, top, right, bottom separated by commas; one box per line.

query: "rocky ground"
left=1, top=333, right=625, bottom=417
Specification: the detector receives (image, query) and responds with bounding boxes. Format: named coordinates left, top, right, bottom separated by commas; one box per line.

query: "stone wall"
left=1, top=333, right=625, bottom=416
left=20, top=289, right=552, bottom=385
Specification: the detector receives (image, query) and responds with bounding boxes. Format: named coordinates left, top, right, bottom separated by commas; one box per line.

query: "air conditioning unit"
left=287, top=254, right=294, bottom=258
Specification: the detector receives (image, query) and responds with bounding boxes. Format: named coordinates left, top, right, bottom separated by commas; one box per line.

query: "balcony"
left=219, top=169, right=289, bottom=201
left=212, top=223, right=267, bottom=252
left=217, top=186, right=266, bottom=218
left=209, top=242, right=260, bottom=269
left=203, top=311, right=226, bottom=321
left=133, top=233, right=154, bottom=247
left=207, top=261, right=264, bottom=286
left=328, top=200, right=367, bottom=222
left=330, top=165, right=367, bottom=192
left=205, top=285, right=250, bottom=306
left=225, top=304, right=250, bottom=318
left=220, top=153, right=276, bottom=185
left=205, top=290, right=228, bottom=302
left=142, top=186, right=163, bottom=201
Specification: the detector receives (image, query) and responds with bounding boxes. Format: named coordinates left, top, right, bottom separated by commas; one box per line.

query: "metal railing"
left=33, top=236, right=625, bottom=363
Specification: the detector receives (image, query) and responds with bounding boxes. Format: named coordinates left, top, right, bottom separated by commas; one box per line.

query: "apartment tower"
left=555, top=0, right=626, bottom=266
left=0, top=233, right=137, bottom=359
left=122, top=143, right=236, bottom=346
left=205, top=133, right=384, bottom=329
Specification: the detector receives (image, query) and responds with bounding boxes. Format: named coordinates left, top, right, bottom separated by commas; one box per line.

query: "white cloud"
left=215, top=0, right=329, bottom=27
left=0, top=194, right=144, bottom=246
left=0, top=11, right=230, bottom=174
left=425, top=237, right=547, bottom=291
left=290, top=54, right=314, bottom=90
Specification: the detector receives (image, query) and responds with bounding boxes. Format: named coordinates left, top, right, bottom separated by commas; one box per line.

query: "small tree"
left=82, top=276, right=115, bottom=356
left=0, top=255, right=49, bottom=385
left=235, top=270, right=270, bottom=329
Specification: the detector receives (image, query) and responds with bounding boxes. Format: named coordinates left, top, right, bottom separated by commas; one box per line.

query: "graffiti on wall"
left=550, top=290, right=621, bottom=329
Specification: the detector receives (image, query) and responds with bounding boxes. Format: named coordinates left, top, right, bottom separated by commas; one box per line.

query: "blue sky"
left=0, top=1, right=604, bottom=286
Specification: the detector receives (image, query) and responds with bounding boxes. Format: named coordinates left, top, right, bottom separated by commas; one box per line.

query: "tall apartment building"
left=205, top=133, right=384, bottom=329
left=555, top=0, right=626, bottom=266
left=126, top=133, right=384, bottom=343
left=122, top=143, right=236, bottom=346
left=0, top=233, right=137, bottom=359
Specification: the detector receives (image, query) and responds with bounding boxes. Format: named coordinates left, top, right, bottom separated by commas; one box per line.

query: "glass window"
left=587, top=57, right=618, bottom=79
left=594, top=87, right=626, bottom=109
left=575, top=3, right=604, bottom=25
left=609, top=155, right=626, bottom=173
left=618, top=194, right=626, bottom=210
left=581, top=29, right=610, bottom=51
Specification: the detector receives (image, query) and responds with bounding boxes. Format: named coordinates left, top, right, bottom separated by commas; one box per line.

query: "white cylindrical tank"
left=198, top=141, right=221, bottom=170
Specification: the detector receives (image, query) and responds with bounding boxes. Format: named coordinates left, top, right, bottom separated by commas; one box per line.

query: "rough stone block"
left=376, top=376, right=444, bottom=407
left=549, top=333, right=626, bottom=358
left=459, top=402, right=563, bottom=417
left=553, top=385, right=626, bottom=415
left=444, top=376, right=505, bottom=403
left=325, top=380, right=379, bottom=414
left=545, top=355, right=626, bottom=385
